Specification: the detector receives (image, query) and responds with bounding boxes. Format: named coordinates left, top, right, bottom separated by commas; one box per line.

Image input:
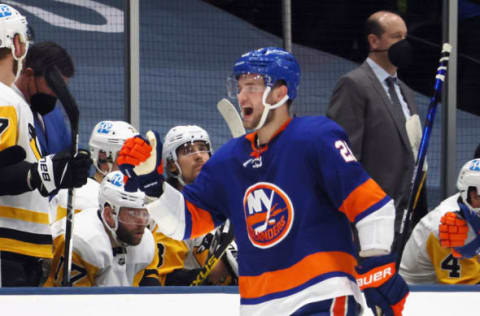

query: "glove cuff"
left=355, top=254, right=397, bottom=290
left=28, top=163, right=41, bottom=191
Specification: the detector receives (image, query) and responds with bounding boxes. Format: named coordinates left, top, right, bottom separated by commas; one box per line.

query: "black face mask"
left=387, top=39, right=413, bottom=69
left=30, top=93, right=57, bottom=115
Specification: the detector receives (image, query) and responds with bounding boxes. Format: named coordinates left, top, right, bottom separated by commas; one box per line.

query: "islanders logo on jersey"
left=243, top=182, right=294, bottom=249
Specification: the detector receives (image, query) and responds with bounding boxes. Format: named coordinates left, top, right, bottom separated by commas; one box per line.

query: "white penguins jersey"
left=400, top=193, right=480, bottom=284
left=0, top=81, right=53, bottom=258
left=50, top=178, right=100, bottom=223
left=45, top=208, right=158, bottom=287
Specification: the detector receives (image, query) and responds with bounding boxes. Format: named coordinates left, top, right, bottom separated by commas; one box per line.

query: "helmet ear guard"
left=457, top=159, right=480, bottom=214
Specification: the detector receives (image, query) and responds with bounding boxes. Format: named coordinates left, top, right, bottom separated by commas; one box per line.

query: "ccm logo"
left=356, top=266, right=393, bottom=289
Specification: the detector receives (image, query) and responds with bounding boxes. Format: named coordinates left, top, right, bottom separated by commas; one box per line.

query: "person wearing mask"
left=14, top=41, right=73, bottom=155
left=327, top=10, right=428, bottom=237
left=0, top=3, right=90, bottom=286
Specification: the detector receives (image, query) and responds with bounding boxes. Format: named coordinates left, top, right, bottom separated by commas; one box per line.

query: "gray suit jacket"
left=327, top=61, right=419, bottom=228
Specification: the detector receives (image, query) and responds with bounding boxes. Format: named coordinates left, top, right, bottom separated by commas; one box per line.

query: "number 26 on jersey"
left=335, top=140, right=357, bottom=163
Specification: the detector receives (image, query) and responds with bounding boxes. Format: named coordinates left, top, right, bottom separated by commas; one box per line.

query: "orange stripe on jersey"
left=339, top=178, right=386, bottom=222
left=185, top=200, right=215, bottom=239
left=0, top=106, right=18, bottom=150
left=332, top=296, right=346, bottom=315
left=239, top=251, right=356, bottom=299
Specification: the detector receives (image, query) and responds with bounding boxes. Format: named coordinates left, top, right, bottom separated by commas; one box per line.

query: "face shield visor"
left=117, top=207, right=150, bottom=226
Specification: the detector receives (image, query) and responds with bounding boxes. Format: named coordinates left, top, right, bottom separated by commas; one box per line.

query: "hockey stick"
left=394, top=43, right=451, bottom=265
left=45, top=66, right=79, bottom=287
left=217, top=98, right=246, bottom=137
left=190, top=220, right=235, bottom=286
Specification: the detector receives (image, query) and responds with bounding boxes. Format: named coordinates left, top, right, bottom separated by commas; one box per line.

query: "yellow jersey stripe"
left=0, top=205, right=50, bottom=224
left=0, top=237, right=53, bottom=258
left=55, top=206, right=83, bottom=222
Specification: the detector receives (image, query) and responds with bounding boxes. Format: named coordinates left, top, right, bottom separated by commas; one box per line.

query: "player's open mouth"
left=243, top=107, right=253, bottom=116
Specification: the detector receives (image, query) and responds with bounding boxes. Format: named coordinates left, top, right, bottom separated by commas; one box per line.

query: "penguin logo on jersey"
left=243, top=182, right=294, bottom=249
left=108, top=172, right=124, bottom=187
left=97, top=121, right=113, bottom=134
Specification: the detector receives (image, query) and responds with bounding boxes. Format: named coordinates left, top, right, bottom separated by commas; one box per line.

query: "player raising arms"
left=118, top=47, right=408, bottom=315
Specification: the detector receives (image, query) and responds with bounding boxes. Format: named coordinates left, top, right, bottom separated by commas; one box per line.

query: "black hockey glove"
left=29, top=149, right=91, bottom=196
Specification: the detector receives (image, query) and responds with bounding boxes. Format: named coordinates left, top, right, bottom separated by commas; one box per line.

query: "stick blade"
left=217, top=98, right=246, bottom=137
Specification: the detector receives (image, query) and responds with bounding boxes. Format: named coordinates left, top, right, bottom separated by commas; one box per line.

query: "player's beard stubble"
left=116, top=223, right=144, bottom=246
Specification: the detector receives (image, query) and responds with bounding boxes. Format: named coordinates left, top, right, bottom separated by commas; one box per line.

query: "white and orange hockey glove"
left=440, top=203, right=480, bottom=259
left=117, top=130, right=164, bottom=197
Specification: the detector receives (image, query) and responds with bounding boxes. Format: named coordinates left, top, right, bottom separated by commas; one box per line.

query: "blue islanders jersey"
left=181, top=116, right=391, bottom=315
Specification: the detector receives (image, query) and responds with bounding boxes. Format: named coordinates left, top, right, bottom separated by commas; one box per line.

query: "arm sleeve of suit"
left=326, top=76, right=366, bottom=160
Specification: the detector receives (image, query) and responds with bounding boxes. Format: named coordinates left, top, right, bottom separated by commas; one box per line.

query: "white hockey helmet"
left=99, top=171, right=148, bottom=245
left=0, top=4, right=29, bottom=77
left=89, top=121, right=139, bottom=175
left=162, top=125, right=212, bottom=185
left=457, top=159, right=480, bottom=214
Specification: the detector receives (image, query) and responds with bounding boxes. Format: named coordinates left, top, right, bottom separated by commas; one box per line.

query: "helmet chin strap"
left=100, top=207, right=129, bottom=247
left=11, top=37, right=29, bottom=81
left=254, top=86, right=289, bottom=130
left=173, top=161, right=186, bottom=187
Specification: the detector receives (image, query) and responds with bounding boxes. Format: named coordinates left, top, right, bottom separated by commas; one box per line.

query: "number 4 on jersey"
left=335, top=140, right=357, bottom=163
left=441, top=254, right=461, bottom=278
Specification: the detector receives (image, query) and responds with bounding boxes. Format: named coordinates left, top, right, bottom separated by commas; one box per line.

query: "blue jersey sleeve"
left=181, top=154, right=229, bottom=239
left=308, top=118, right=391, bottom=223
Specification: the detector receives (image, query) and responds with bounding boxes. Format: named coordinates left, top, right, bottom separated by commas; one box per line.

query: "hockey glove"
left=0, top=145, right=26, bottom=167
left=29, top=149, right=91, bottom=196
left=439, top=212, right=468, bottom=258
left=355, top=254, right=409, bottom=316
left=117, top=130, right=164, bottom=197
left=441, top=203, right=480, bottom=258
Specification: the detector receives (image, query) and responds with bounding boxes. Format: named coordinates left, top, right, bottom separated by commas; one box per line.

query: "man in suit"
left=327, top=10, right=427, bottom=236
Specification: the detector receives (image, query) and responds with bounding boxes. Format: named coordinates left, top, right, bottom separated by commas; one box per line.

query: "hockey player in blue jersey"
left=118, top=47, right=409, bottom=316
